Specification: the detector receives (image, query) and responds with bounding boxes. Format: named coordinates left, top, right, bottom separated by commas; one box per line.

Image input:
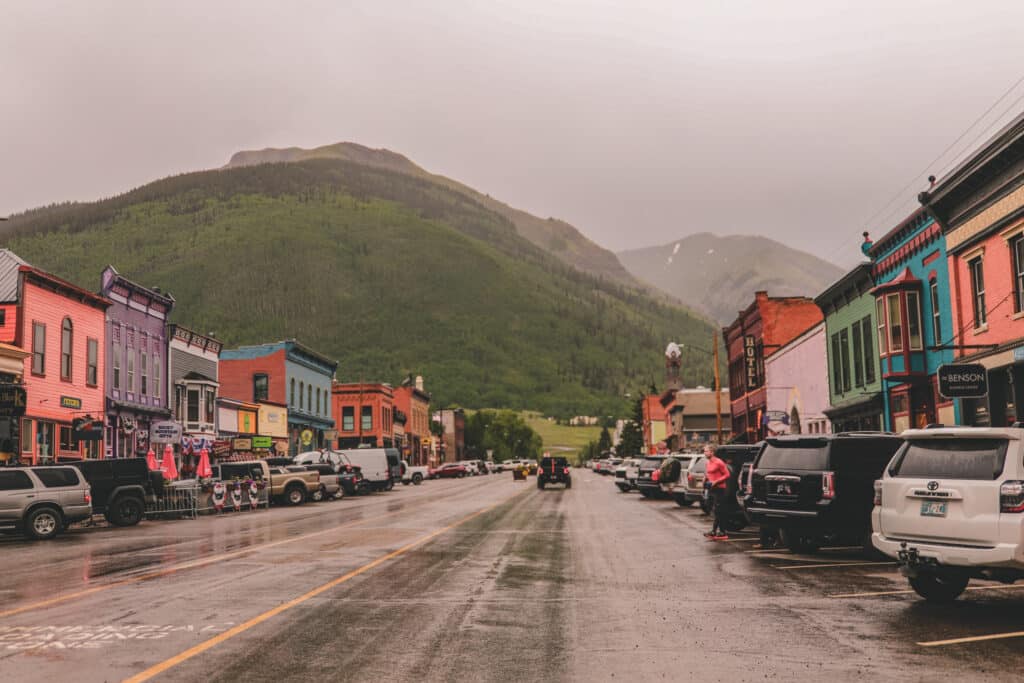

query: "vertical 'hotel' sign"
left=744, top=335, right=760, bottom=390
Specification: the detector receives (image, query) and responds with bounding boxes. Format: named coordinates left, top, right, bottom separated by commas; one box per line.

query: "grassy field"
left=523, top=411, right=601, bottom=460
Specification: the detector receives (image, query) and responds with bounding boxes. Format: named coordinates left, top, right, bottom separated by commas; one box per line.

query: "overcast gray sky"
left=3, top=0, right=1024, bottom=264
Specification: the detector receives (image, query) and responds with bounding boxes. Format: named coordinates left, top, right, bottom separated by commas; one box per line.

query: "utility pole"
left=714, top=331, right=723, bottom=445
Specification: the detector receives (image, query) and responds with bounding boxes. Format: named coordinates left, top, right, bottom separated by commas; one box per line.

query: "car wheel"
left=779, top=528, right=820, bottom=554
left=639, top=489, right=652, bottom=499
left=759, top=527, right=779, bottom=548
left=402, top=480, right=411, bottom=486
left=25, top=506, right=62, bottom=540
left=564, top=479, right=571, bottom=489
left=673, top=495, right=692, bottom=508
left=385, top=479, right=395, bottom=491
left=286, top=485, right=305, bottom=506
left=333, top=486, right=346, bottom=500
left=537, top=481, right=545, bottom=490
left=311, top=486, right=326, bottom=502
left=459, top=472, right=466, bottom=478
left=616, top=483, right=629, bottom=493
left=909, top=573, right=969, bottom=603
left=412, top=473, right=423, bottom=485
left=109, top=496, right=145, bottom=526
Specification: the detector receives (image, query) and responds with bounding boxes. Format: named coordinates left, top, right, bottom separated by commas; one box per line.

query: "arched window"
left=60, top=318, right=73, bottom=380
left=308, top=385, right=312, bottom=412
left=299, top=382, right=304, bottom=410
left=316, top=387, right=321, bottom=415
left=290, top=378, right=295, bottom=406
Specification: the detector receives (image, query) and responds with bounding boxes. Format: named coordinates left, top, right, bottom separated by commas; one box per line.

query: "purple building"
left=99, top=266, right=175, bottom=458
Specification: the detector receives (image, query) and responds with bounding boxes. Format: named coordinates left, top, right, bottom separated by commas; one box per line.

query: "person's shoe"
left=715, top=534, right=730, bottom=540
left=703, top=531, right=717, bottom=538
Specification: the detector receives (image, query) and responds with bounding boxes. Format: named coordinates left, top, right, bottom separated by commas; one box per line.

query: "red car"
left=429, top=463, right=468, bottom=479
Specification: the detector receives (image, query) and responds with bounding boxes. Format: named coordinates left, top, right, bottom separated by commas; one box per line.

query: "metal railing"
left=145, top=482, right=200, bottom=520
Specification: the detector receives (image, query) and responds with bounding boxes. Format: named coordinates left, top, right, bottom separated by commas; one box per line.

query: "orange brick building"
left=724, top=291, right=823, bottom=442
left=393, top=376, right=431, bottom=465
left=332, top=382, right=396, bottom=449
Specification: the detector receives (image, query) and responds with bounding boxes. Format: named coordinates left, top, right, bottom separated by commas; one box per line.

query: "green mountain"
left=618, top=233, right=844, bottom=324
left=227, top=142, right=638, bottom=287
left=1, top=153, right=715, bottom=416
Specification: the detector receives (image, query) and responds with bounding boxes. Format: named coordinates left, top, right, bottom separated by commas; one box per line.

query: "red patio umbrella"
left=145, top=448, right=158, bottom=471
left=160, top=444, right=178, bottom=480
left=196, top=447, right=212, bottom=479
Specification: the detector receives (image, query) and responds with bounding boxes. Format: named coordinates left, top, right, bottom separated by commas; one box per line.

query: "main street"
left=1, top=471, right=1021, bottom=682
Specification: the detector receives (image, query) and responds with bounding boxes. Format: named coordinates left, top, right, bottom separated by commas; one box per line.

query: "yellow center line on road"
left=771, top=561, right=898, bottom=570
left=830, top=583, right=1024, bottom=599
left=0, top=504, right=426, bottom=621
left=918, top=629, right=1024, bottom=647
left=122, top=491, right=523, bottom=683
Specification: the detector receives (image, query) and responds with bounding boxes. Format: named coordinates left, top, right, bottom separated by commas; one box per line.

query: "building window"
left=876, top=299, right=887, bottom=356
left=60, top=318, right=73, bottom=380
left=887, top=293, right=903, bottom=352
left=316, top=387, right=321, bottom=415
left=32, top=322, right=45, bottom=375
left=254, top=373, right=269, bottom=402
left=906, top=291, right=923, bottom=351
left=308, top=385, right=312, bottom=413
left=861, top=316, right=875, bottom=384
left=970, top=256, right=986, bottom=328
left=929, top=280, right=942, bottom=347
left=59, top=425, right=74, bottom=452
left=127, top=351, right=135, bottom=393
left=113, top=346, right=121, bottom=390
left=141, top=352, right=148, bottom=395
left=20, top=418, right=32, bottom=453
left=851, top=323, right=864, bottom=388
left=187, top=389, right=200, bottom=423
left=86, top=338, right=98, bottom=386
left=839, top=328, right=851, bottom=393
left=153, top=355, right=160, bottom=397
left=342, top=406, right=355, bottom=431
left=37, top=422, right=54, bottom=462
left=1013, top=234, right=1024, bottom=313
left=361, top=405, right=373, bottom=432
left=299, top=382, right=305, bottom=410
left=290, top=378, right=295, bottom=406
left=205, top=390, right=215, bottom=424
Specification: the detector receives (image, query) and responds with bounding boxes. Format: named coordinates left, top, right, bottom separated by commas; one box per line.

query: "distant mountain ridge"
left=618, top=233, right=844, bottom=324
left=227, top=142, right=638, bottom=287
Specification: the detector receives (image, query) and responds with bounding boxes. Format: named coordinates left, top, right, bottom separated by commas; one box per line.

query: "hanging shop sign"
left=151, top=420, right=183, bottom=444
left=232, top=437, right=253, bottom=451
left=72, top=415, right=104, bottom=442
left=938, top=363, right=988, bottom=399
left=60, top=396, right=82, bottom=410
left=744, top=335, right=761, bottom=390
left=0, top=384, right=26, bottom=416
left=251, top=436, right=272, bottom=449
left=211, top=439, right=232, bottom=457
left=300, top=429, right=314, bottom=446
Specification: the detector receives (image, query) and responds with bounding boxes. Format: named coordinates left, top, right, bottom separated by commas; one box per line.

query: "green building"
left=814, top=263, right=884, bottom=432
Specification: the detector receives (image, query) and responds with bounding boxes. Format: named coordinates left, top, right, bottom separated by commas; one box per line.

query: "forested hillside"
left=2, top=158, right=715, bottom=416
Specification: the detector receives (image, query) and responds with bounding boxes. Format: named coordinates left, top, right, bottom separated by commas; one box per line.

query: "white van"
left=340, top=448, right=402, bottom=491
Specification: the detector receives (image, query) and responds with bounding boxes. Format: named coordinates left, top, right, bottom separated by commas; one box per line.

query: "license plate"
left=920, top=501, right=947, bottom=517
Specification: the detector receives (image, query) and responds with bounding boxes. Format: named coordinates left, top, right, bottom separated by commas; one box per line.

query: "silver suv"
left=873, top=427, right=1024, bottom=601
left=0, top=466, right=92, bottom=540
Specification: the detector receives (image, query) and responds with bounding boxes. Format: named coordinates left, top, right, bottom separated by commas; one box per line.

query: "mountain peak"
left=226, top=142, right=424, bottom=176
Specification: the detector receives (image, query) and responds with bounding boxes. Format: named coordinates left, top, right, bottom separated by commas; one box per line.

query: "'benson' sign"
left=938, top=364, right=988, bottom=399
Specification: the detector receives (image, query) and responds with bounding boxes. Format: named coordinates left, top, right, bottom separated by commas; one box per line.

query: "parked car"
left=430, top=463, right=468, bottom=479
left=301, top=463, right=344, bottom=501
left=636, top=456, right=668, bottom=498
left=678, top=456, right=707, bottom=509
left=462, top=460, right=481, bottom=476
left=537, top=456, right=572, bottom=489
left=0, top=467, right=92, bottom=540
left=614, top=458, right=642, bottom=492
left=872, top=427, right=1024, bottom=602
left=658, top=454, right=697, bottom=500
left=267, top=465, right=320, bottom=506
left=401, top=460, right=429, bottom=485
left=301, top=448, right=397, bottom=492
left=746, top=432, right=902, bottom=553
left=69, top=457, right=163, bottom=526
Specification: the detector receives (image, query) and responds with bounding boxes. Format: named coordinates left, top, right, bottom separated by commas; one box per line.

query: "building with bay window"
left=920, top=111, right=1024, bottom=426
left=100, top=266, right=174, bottom=458
left=167, top=324, right=221, bottom=465
left=866, top=209, right=957, bottom=431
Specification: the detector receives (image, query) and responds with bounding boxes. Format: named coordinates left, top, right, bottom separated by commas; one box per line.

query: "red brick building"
left=724, top=291, right=823, bottom=442
left=641, top=394, right=668, bottom=454
left=332, top=382, right=396, bottom=449
left=393, top=376, right=431, bottom=465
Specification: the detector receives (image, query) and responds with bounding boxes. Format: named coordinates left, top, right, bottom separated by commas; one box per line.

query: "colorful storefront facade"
left=816, top=262, right=885, bottom=432
left=867, top=210, right=958, bottom=431
left=333, top=382, right=395, bottom=449
left=763, top=322, right=831, bottom=435
left=393, top=376, right=431, bottom=465
left=167, top=324, right=221, bottom=472
left=100, top=266, right=174, bottom=458
left=922, top=112, right=1024, bottom=426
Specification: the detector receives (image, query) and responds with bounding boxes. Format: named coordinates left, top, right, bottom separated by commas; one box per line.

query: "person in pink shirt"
left=703, top=446, right=732, bottom=540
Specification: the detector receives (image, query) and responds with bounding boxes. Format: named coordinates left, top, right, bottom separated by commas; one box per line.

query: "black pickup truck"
left=69, top=458, right=163, bottom=526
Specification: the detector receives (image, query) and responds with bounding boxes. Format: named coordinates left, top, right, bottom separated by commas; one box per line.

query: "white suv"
left=872, top=427, right=1024, bottom=602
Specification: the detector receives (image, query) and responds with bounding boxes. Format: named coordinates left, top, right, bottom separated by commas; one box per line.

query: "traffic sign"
left=937, top=363, right=988, bottom=399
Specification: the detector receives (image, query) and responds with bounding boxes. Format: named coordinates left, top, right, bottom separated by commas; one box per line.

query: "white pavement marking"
left=830, top=583, right=1024, bottom=599
left=771, top=561, right=897, bottom=570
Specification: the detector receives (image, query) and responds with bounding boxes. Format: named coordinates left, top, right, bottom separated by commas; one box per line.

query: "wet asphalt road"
left=1, top=470, right=1023, bottom=682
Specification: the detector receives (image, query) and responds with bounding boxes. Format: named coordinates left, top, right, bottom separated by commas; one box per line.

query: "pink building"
left=763, top=321, right=831, bottom=435
left=3, top=257, right=110, bottom=464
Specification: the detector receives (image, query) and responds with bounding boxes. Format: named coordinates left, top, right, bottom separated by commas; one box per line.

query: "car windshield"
left=890, top=438, right=1008, bottom=480
left=758, top=443, right=829, bottom=471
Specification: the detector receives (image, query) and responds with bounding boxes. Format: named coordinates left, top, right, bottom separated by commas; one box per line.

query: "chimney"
left=415, top=375, right=424, bottom=391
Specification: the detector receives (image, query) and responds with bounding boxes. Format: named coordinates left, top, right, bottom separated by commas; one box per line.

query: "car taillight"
left=822, top=471, right=835, bottom=500
left=873, top=480, right=882, bottom=506
left=84, top=493, right=91, bottom=504
left=1000, top=481, right=1024, bottom=513
left=652, top=469, right=660, bottom=483
left=687, top=473, right=695, bottom=486
left=563, top=467, right=569, bottom=475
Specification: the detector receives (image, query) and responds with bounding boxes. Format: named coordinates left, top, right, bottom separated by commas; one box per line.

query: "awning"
left=823, top=393, right=883, bottom=418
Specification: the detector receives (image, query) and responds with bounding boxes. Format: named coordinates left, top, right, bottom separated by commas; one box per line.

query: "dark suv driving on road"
left=537, top=457, right=571, bottom=489
left=745, top=433, right=902, bottom=553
